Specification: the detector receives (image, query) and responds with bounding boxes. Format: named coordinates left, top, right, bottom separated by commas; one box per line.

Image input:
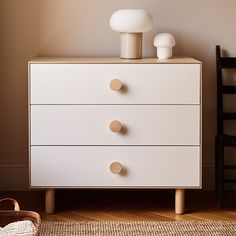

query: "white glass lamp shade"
left=110, top=9, right=153, bottom=59
left=110, top=9, right=153, bottom=33
left=154, top=33, right=176, bottom=59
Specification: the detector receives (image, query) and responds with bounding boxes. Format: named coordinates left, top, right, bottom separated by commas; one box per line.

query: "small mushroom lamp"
left=154, top=33, right=176, bottom=59
left=110, top=9, right=153, bottom=59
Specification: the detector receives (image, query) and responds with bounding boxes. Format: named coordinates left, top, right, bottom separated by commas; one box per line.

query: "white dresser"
left=29, top=57, right=202, bottom=214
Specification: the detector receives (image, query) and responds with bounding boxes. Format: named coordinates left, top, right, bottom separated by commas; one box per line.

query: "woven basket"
left=0, top=198, right=41, bottom=236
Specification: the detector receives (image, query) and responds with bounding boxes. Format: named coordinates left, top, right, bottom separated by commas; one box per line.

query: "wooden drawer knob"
left=110, top=79, right=122, bottom=91
left=109, top=120, right=122, bottom=133
left=110, top=162, right=123, bottom=174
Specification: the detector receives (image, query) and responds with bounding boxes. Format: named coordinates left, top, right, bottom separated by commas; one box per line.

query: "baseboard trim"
left=0, top=164, right=28, bottom=168
left=203, top=165, right=236, bottom=191
left=0, top=165, right=29, bottom=191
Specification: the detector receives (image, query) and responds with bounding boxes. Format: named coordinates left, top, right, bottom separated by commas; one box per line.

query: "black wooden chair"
left=215, top=45, right=236, bottom=208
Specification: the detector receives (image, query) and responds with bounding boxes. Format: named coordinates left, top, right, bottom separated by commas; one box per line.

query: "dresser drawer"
left=30, top=146, right=201, bottom=188
left=30, top=105, right=200, bottom=145
left=30, top=64, right=200, bottom=104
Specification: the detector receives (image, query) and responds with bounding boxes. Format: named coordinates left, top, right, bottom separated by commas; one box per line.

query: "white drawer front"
left=31, top=105, right=200, bottom=145
left=30, top=146, right=201, bottom=187
left=30, top=64, right=200, bottom=104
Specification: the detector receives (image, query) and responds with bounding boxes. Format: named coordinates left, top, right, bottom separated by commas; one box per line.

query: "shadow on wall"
left=0, top=0, right=41, bottom=190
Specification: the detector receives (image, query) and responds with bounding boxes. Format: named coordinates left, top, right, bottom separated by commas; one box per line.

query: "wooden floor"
left=0, top=190, right=235, bottom=221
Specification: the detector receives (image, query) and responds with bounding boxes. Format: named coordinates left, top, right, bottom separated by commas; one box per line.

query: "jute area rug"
left=41, top=221, right=236, bottom=236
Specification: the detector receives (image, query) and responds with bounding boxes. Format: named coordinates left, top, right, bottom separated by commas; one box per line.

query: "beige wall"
left=1, top=0, right=236, bottom=190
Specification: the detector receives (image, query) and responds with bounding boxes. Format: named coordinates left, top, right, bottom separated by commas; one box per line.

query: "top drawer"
left=30, top=64, right=201, bottom=104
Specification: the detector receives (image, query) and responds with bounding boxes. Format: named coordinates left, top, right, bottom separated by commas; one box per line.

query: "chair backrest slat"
left=221, top=57, right=236, bottom=68
left=222, top=86, right=236, bottom=94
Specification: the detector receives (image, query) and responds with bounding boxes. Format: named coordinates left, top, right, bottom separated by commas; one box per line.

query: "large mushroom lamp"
left=110, top=9, right=153, bottom=59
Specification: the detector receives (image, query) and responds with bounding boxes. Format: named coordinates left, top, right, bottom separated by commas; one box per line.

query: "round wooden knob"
left=109, top=162, right=123, bottom=174
left=109, top=120, right=122, bottom=133
left=110, top=79, right=122, bottom=91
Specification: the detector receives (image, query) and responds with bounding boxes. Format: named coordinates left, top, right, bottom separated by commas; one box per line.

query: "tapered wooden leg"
left=45, top=189, right=55, bottom=214
left=175, top=189, right=185, bottom=214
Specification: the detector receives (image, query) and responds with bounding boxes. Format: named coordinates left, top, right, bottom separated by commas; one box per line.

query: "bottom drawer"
left=30, top=146, right=201, bottom=188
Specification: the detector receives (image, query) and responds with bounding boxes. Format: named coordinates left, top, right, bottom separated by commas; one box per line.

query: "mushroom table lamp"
left=154, top=33, right=176, bottom=59
left=110, top=9, right=153, bottom=59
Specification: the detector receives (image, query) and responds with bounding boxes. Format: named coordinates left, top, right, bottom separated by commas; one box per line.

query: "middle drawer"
left=31, top=105, right=200, bottom=145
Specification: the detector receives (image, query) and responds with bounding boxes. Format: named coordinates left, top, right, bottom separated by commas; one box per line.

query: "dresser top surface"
left=29, top=57, right=201, bottom=64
